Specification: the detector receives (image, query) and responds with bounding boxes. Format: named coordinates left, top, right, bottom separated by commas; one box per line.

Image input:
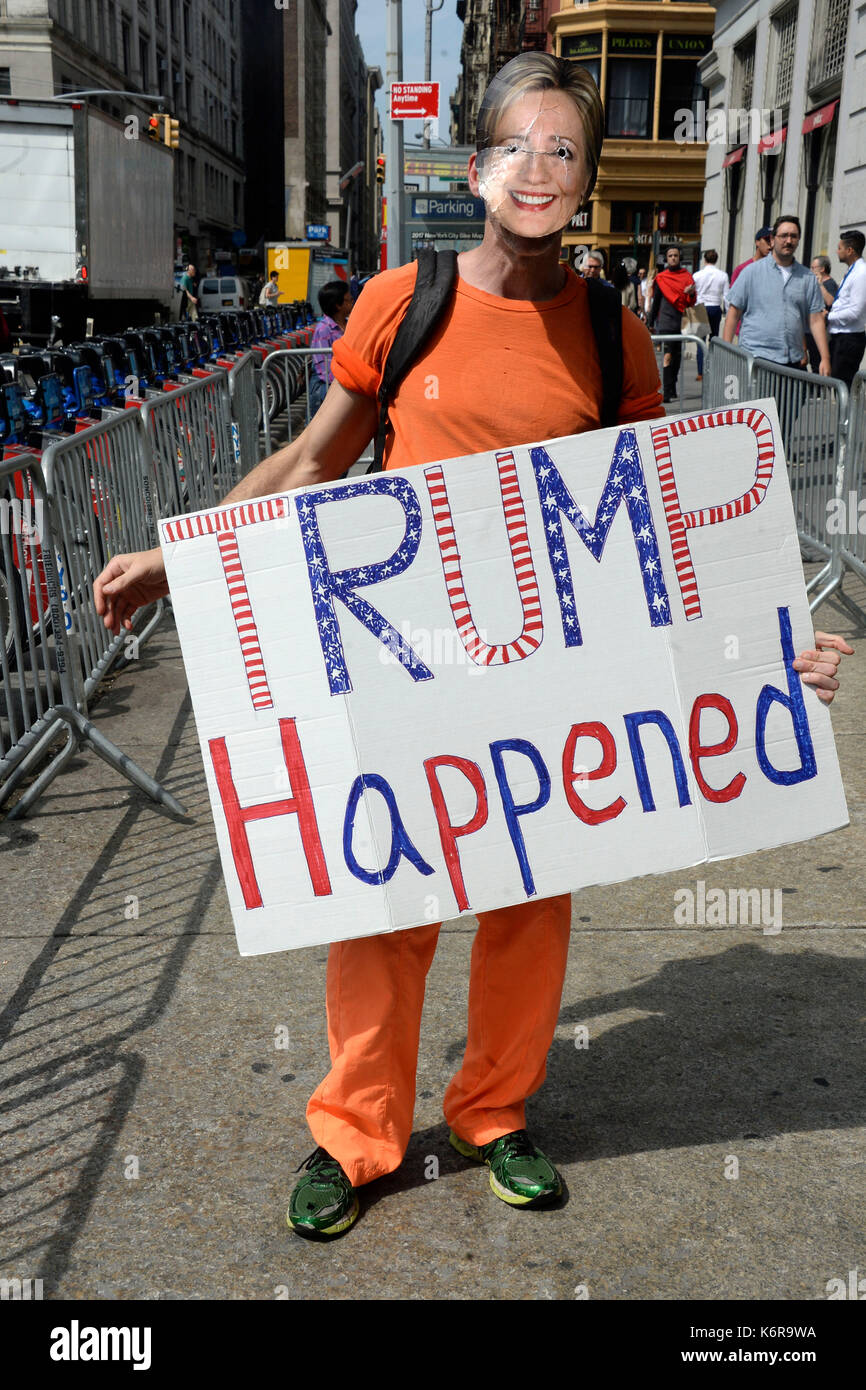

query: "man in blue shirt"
left=722, top=215, right=830, bottom=374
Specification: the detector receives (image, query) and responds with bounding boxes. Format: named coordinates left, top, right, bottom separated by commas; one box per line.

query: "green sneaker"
left=449, top=1128, right=562, bottom=1207
left=287, top=1147, right=359, bottom=1239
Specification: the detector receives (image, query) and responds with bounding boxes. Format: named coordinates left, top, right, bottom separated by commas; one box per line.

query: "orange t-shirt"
left=331, top=262, right=665, bottom=470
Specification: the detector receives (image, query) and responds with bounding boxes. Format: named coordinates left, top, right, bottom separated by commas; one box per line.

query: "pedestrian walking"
left=612, top=262, right=637, bottom=312
left=92, top=53, right=850, bottom=1245
left=646, top=244, right=696, bottom=401
left=723, top=215, right=828, bottom=373
left=259, top=271, right=282, bottom=308
left=692, top=249, right=729, bottom=378
left=179, top=264, right=199, bottom=322
left=642, top=258, right=663, bottom=321
left=805, top=255, right=838, bottom=374
left=308, top=280, right=352, bottom=417
left=826, top=230, right=866, bottom=388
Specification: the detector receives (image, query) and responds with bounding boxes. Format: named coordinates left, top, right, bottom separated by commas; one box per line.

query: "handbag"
left=681, top=304, right=711, bottom=338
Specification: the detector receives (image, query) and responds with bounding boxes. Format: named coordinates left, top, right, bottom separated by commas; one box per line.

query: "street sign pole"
left=386, top=0, right=405, bottom=268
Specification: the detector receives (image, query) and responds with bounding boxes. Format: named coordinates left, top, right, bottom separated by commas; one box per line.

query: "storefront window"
left=610, top=202, right=654, bottom=234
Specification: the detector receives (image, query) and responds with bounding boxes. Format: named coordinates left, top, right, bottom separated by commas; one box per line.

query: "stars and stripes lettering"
left=297, top=476, right=434, bottom=696
left=161, top=498, right=290, bottom=712
left=531, top=428, right=671, bottom=645
left=424, top=451, right=543, bottom=666
left=651, top=407, right=775, bottom=620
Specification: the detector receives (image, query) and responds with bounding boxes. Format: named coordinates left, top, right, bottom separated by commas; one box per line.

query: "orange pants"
left=306, top=894, right=572, bottom=1187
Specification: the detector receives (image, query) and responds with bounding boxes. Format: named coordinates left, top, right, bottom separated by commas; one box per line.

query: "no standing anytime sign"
left=391, top=82, right=440, bottom=119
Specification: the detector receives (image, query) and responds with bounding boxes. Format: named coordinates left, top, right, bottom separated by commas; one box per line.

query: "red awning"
left=802, top=100, right=839, bottom=134
left=722, top=145, right=747, bottom=168
left=758, top=125, right=787, bottom=154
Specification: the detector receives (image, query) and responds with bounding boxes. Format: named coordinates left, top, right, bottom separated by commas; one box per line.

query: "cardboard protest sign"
left=160, top=400, right=849, bottom=956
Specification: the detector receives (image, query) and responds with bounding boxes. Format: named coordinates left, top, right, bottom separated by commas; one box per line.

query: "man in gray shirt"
left=723, top=215, right=830, bottom=374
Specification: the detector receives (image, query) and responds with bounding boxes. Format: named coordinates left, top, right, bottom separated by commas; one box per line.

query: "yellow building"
left=550, top=2, right=716, bottom=273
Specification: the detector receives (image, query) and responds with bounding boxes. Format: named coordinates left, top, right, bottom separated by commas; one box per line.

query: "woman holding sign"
left=94, top=54, right=850, bottom=1240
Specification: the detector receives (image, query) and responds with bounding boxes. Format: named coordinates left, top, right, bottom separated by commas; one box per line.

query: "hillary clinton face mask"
left=471, top=90, right=590, bottom=241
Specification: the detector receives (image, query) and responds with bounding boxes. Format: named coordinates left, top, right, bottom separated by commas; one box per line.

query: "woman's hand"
left=94, top=548, right=169, bottom=634
left=793, top=631, right=854, bottom=704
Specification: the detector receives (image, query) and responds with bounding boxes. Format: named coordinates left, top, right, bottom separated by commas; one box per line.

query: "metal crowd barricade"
left=260, top=346, right=321, bottom=456
left=749, top=359, right=848, bottom=605
left=0, top=452, right=184, bottom=820
left=701, top=337, right=753, bottom=409
left=227, top=350, right=261, bottom=483
left=141, top=367, right=235, bottom=521
left=832, top=369, right=866, bottom=620
left=648, top=332, right=706, bottom=412
left=41, top=409, right=163, bottom=704
left=260, top=347, right=374, bottom=467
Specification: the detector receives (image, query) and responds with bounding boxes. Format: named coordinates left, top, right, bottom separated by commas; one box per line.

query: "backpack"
left=367, top=246, right=624, bottom=473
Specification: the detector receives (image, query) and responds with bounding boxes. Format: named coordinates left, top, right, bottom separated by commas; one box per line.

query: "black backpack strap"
left=368, top=247, right=458, bottom=473
left=584, top=276, right=624, bottom=429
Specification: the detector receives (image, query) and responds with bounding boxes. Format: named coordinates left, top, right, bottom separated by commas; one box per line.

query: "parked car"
left=197, top=275, right=250, bottom=313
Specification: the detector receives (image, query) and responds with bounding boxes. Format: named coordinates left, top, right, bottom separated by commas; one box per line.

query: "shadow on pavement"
left=0, top=692, right=221, bottom=1292
left=360, top=937, right=866, bottom=1206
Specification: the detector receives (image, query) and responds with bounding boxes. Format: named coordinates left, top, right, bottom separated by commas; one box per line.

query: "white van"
left=197, top=275, right=250, bottom=312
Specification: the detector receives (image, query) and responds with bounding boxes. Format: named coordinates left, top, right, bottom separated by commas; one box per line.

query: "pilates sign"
left=161, top=400, right=848, bottom=956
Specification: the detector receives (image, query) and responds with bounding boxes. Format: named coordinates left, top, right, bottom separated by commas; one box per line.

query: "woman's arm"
left=94, top=381, right=378, bottom=635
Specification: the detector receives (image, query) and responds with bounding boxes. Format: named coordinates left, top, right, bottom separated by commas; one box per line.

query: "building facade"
left=276, top=0, right=380, bottom=270
left=550, top=1, right=715, bottom=274
left=520, top=0, right=558, bottom=55
left=698, top=0, right=863, bottom=276
left=324, top=0, right=382, bottom=273
left=0, top=0, right=245, bottom=270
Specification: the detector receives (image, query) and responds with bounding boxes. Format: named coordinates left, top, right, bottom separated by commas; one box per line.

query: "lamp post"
left=385, top=0, right=404, bottom=266
left=423, top=0, right=444, bottom=190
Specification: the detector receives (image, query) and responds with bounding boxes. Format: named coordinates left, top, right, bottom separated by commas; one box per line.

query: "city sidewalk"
left=1, top=571, right=865, bottom=1301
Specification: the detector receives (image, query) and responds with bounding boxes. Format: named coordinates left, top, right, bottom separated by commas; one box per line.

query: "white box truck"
left=0, top=99, right=174, bottom=339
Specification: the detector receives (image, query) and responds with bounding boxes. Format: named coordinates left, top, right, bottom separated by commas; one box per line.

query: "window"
left=733, top=35, right=756, bottom=109
left=201, top=279, right=219, bottom=294
left=606, top=59, right=654, bottom=139
left=106, top=2, right=117, bottom=67
left=670, top=202, right=702, bottom=234
left=771, top=4, right=798, bottom=106
left=139, top=34, right=150, bottom=88
left=810, top=0, right=849, bottom=87
left=233, top=180, right=240, bottom=221
left=571, top=58, right=600, bottom=90
left=0, top=69, right=10, bottom=96
left=122, top=20, right=131, bottom=76
left=658, top=60, right=705, bottom=141
left=185, top=74, right=193, bottom=119
left=609, top=202, right=654, bottom=234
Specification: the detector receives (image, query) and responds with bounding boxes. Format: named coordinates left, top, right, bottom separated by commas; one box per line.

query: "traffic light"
left=164, top=116, right=180, bottom=149
left=376, top=155, right=386, bottom=185
left=147, top=113, right=161, bottom=141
